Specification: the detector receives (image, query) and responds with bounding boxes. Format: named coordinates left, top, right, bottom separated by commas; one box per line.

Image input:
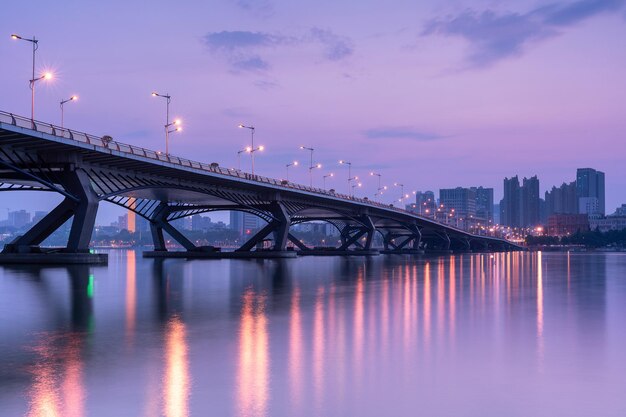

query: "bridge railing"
left=0, top=110, right=508, bottom=239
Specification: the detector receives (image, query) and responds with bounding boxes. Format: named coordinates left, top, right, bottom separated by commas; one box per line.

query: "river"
left=1, top=251, right=625, bottom=416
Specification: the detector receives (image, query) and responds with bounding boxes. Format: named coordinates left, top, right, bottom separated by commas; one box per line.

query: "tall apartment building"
left=576, top=168, right=605, bottom=215
left=471, top=186, right=494, bottom=223
left=545, top=181, right=577, bottom=217
left=501, top=175, right=541, bottom=227
left=501, top=176, right=521, bottom=227
left=520, top=176, right=540, bottom=227
left=439, top=187, right=477, bottom=220
left=229, top=211, right=266, bottom=236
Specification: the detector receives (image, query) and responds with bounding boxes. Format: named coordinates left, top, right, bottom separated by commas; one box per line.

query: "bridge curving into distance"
left=0, top=110, right=522, bottom=263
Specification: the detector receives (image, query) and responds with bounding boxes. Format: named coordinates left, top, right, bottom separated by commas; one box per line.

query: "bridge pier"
left=0, top=169, right=106, bottom=264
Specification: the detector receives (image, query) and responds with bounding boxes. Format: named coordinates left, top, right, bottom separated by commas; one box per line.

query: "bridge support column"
left=0, top=169, right=106, bottom=264
left=3, top=169, right=99, bottom=254
left=149, top=203, right=197, bottom=252
left=237, top=202, right=291, bottom=252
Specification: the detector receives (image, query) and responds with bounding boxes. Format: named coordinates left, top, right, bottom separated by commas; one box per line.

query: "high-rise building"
left=8, top=210, right=30, bottom=228
left=439, top=187, right=477, bottom=220
left=501, top=175, right=541, bottom=227
left=545, top=181, right=577, bottom=218
left=229, top=211, right=265, bottom=236
left=501, top=176, right=520, bottom=227
left=471, top=186, right=494, bottom=223
left=412, top=191, right=436, bottom=217
left=576, top=168, right=605, bottom=215
left=520, top=176, right=540, bottom=227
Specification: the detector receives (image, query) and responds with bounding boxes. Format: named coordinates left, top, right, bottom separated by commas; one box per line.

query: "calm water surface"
left=1, top=251, right=625, bottom=417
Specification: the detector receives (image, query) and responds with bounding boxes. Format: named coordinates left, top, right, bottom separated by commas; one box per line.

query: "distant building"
left=191, top=214, right=213, bottom=231
left=117, top=214, right=128, bottom=231
left=31, top=211, right=47, bottom=225
left=544, top=181, right=577, bottom=218
left=471, top=186, right=494, bottom=223
left=493, top=203, right=500, bottom=224
left=589, top=215, right=626, bottom=233
left=501, top=176, right=520, bottom=227
left=578, top=197, right=600, bottom=215
left=439, top=187, right=477, bottom=221
left=8, top=210, right=31, bottom=228
left=547, top=214, right=589, bottom=236
left=613, top=204, right=626, bottom=216
left=229, top=211, right=265, bottom=236
left=520, top=176, right=540, bottom=227
left=501, top=175, right=541, bottom=227
left=576, top=168, right=605, bottom=215
left=412, top=191, right=436, bottom=217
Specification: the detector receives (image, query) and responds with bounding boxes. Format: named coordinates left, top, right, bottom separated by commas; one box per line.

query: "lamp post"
left=238, top=124, right=262, bottom=174
left=300, top=146, right=319, bottom=187
left=11, top=34, right=40, bottom=122
left=323, top=172, right=334, bottom=189
left=339, top=160, right=359, bottom=195
left=286, top=161, right=298, bottom=181
left=394, top=183, right=406, bottom=203
left=375, top=185, right=388, bottom=201
left=351, top=182, right=362, bottom=197
left=236, top=148, right=248, bottom=170
left=59, top=95, right=78, bottom=128
left=152, top=92, right=181, bottom=155
left=370, top=172, right=386, bottom=201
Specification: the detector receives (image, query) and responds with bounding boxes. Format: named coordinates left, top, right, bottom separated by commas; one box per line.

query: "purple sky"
left=1, top=0, right=625, bottom=224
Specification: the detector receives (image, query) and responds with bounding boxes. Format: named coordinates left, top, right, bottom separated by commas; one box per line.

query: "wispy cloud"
left=203, top=30, right=289, bottom=52
left=309, top=27, right=354, bottom=61
left=202, top=28, right=354, bottom=75
left=234, top=0, right=274, bottom=18
left=422, top=0, right=625, bottom=67
left=365, top=127, right=446, bottom=141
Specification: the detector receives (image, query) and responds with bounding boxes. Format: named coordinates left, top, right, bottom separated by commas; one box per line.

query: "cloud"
left=365, top=127, right=446, bottom=141
left=253, top=79, right=279, bottom=89
left=203, top=30, right=288, bottom=52
left=422, top=0, right=625, bottom=67
left=310, top=27, right=354, bottom=61
left=232, top=55, right=270, bottom=71
left=202, top=28, right=354, bottom=75
left=234, top=0, right=274, bottom=18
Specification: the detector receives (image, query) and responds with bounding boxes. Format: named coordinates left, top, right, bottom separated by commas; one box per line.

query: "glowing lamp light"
left=43, top=72, right=53, bottom=80
left=71, top=95, right=78, bottom=101
left=245, top=146, right=252, bottom=152
left=293, top=161, right=299, bottom=166
left=258, top=145, right=265, bottom=151
left=151, top=92, right=157, bottom=96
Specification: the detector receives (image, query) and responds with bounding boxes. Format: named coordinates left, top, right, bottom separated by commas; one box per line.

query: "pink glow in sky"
left=1, top=0, right=625, bottom=222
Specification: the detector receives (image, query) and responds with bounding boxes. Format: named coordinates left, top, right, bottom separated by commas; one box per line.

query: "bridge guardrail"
left=0, top=110, right=509, bottom=241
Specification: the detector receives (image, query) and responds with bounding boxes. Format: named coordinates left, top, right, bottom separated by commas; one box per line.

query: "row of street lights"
left=10, top=33, right=421, bottom=207
left=11, top=33, right=181, bottom=154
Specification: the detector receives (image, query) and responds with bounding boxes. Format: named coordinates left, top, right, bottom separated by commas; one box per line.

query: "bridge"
left=0, top=110, right=522, bottom=263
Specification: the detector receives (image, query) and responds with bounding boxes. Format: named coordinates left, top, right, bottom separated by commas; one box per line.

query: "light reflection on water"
left=0, top=251, right=625, bottom=416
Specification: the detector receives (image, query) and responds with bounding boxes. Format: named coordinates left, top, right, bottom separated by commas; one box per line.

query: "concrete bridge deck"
left=0, top=110, right=523, bottom=263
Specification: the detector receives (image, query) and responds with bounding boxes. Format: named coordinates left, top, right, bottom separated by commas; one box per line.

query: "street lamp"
left=286, top=161, right=298, bottom=181
left=351, top=182, right=362, bottom=197
left=11, top=33, right=44, bottom=122
left=375, top=185, right=388, bottom=201
left=59, top=95, right=78, bottom=128
left=323, top=172, right=334, bottom=189
left=300, top=146, right=320, bottom=187
left=339, top=160, right=358, bottom=195
left=152, top=92, right=182, bottom=155
left=394, top=183, right=405, bottom=203
left=370, top=172, right=385, bottom=201
left=239, top=124, right=262, bottom=174
left=236, top=148, right=249, bottom=170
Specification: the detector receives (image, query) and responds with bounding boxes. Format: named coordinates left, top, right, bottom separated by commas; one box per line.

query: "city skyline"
left=1, top=0, right=625, bottom=224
